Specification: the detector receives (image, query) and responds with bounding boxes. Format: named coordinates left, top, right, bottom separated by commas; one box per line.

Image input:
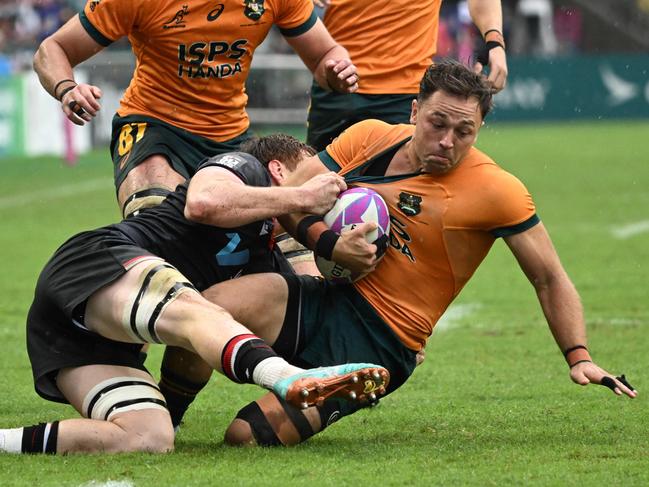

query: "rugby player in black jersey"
left=0, top=136, right=388, bottom=455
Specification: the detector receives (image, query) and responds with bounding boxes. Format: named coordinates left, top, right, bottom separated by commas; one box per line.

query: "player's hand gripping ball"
left=316, top=187, right=390, bottom=283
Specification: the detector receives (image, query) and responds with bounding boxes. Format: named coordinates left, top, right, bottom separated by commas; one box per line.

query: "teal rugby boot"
left=273, top=363, right=390, bottom=409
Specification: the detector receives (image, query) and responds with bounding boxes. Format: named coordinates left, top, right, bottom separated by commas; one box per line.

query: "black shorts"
left=276, top=274, right=417, bottom=417
left=306, top=83, right=415, bottom=151
left=27, top=228, right=155, bottom=403
left=110, top=114, right=253, bottom=190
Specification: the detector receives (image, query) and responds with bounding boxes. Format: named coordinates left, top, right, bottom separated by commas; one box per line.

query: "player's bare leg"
left=225, top=393, right=323, bottom=447
left=117, top=155, right=186, bottom=218
left=0, top=365, right=174, bottom=454
left=158, top=347, right=213, bottom=430
left=55, top=365, right=174, bottom=453
left=84, top=260, right=389, bottom=409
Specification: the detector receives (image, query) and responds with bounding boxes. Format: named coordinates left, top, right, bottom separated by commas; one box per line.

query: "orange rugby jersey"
left=321, top=120, right=538, bottom=350
left=81, top=0, right=316, bottom=141
left=321, top=0, right=440, bottom=94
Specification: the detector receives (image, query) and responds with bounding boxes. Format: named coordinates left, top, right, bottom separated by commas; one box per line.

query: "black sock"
left=21, top=421, right=59, bottom=454
left=159, top=365, right=210, bottom=428
left=318, top=400, right=343, bottom=431
left=221, top=334, right=277, bottom=384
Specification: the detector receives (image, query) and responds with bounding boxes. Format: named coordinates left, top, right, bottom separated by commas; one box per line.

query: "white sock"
left=0, top=427, right=24, bottom=454
left=252, top=357, right=304, bottom=389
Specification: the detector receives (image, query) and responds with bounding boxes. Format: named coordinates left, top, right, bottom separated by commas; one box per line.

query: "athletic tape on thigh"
left=122, top=261, right=198, bottom=343
left=82, top=376, right=168, bottom=421
left=275, top=233, right=314, bottom=264
left=122, top=187, right=172, bottom=219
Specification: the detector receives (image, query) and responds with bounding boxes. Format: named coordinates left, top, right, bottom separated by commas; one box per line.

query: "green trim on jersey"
left=490, top=214, right=541, bottom=238
left=79, top=11, right=113, bottom=46
left=279, top=9, right=317, bottom=37
left=319, top=137, right=420, bottom=184
left=318, top=150, right=340, bottom=171
left=110, top=114, right=252, bottom=190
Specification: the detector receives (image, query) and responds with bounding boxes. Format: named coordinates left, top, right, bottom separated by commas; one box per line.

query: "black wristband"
left=475, top=41, right=504, bottom=66
left=485, top=40, right=504, bottom=51
left=54, top=79, right=76, bottom=100
left=57, top=84, right=77, bottom=102
left=562, top=344, right=588, bottom=358
left=374, top=233, right=389, bottom=259
left=483, top=29, right=502, bottom=38
left=296, top=215, right=323, bottom=247
left=315, top=229, right=340, bottom=261
left=569, top=359, right=592, bottom=369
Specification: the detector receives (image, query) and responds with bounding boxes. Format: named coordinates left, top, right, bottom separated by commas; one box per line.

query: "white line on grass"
left=0, top=178, right=113, bottom=210
left=79, top=481, right=135, bottom=487
left=434, top=303, right=481, bottom=332
left=611, top=220, right=649, bottom=239
left=590, top=317, right=644, bottom=327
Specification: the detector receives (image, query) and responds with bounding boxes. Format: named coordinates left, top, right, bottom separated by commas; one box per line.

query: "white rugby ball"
left=316, top=187, right=390, bottom=283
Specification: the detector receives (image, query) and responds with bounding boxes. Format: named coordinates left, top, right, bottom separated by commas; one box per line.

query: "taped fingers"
left=600, top=376, right=617, bottom=392
left=67, top=100, right=87, bottom=117
left=600, top=374, right=636, bottom=393
left=616, top=374, right=635, bottom=391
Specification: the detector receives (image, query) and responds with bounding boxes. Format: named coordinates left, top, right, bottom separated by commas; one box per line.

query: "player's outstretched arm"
left=33, top=14, right=103, bottom=126
left=284, top=19, right=359, bottom=93
left=185, top=166, right=345, bottom=227
left=468, top=0, right=508, bottom=92
left=504, top=223, right=637, bottom=398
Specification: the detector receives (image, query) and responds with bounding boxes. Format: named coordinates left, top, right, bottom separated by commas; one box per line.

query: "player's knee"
left=224, top=418, right=257, bottom=447
left=122, top=187, right=172, bottom=219
left=83, top=375, right=175, bottom=453
left=225, top=393, right=321, bottom=447
left=124, top=421, right=175, bottom=453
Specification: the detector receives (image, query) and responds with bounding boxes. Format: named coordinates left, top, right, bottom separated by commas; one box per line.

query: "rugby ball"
left=316, top=187, right=390, bottom=283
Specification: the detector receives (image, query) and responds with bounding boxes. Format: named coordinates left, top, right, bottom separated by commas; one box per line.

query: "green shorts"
left=109, top=114, right=252, bottom=191
left=306, top=83, right=415, bottom=151
left=280, top=274, right=417, bottom=416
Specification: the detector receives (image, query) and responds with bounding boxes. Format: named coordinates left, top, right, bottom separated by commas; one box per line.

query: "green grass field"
left=0, top=121, right=648, bottom=486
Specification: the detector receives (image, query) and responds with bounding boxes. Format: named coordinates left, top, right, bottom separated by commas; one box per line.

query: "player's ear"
left=410, top=99, right=418, bottom=124
left=267, top=159, right=285, bottom=185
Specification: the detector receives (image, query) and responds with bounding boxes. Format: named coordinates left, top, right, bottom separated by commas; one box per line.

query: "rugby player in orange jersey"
left=190, top=60, right=633, bottom=447
left=33, top=0, right=359, bottom=218
left=306, top=0, right=509, bottom=151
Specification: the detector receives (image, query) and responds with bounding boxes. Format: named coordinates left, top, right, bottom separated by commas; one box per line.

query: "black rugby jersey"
left=112, top=152, right=285, bottom=290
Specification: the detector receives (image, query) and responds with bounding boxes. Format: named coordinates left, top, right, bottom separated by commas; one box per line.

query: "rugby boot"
left=273, top=363, right=390, bottom=409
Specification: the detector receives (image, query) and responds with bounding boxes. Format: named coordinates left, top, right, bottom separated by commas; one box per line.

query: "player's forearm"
left=535, top=273, right=588, bottom=354
left=186, top=183, right=309, bottom=228
left=33, top=38, right=77, bottom=99
left=467, top=0, right=503, bottom=36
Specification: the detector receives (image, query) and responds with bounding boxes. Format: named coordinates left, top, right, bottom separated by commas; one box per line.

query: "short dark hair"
left=239, top=134, right=316, bottom=171
left=418, top=60, right=494, bottom=119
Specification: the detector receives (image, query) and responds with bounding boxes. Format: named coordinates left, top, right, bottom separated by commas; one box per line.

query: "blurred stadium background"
left=0, top=0, right=648, bottom=157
